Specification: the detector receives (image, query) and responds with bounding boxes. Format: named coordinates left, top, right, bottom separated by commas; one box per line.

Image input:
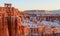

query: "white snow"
left=21, top=16, right=60, bottom=28
left=22, top=20, right=60, bottom=28
left=41, top=21, right=60, bottom=27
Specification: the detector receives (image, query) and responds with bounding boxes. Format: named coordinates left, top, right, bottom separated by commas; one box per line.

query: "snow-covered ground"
left=21, top=18, right=60, bottom=33
left=22, top=19, right=60, bottom=28
left=41, top=21, right=60, bottom=27
left=21, top=16, right=60, bottom=28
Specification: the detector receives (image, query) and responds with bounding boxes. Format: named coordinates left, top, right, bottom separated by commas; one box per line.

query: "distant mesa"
left=49, top=10, right=60, bottom=12
left=23, top=10, right=53, bottom=14
left=24, top=10, right=48, bottom=12
left=23, top=10, right=60, bottom=14
left=49, top=10, right=60, bottom=14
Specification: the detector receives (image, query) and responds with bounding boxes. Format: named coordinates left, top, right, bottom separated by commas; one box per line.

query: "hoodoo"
left=0, top=3, right=22, bottom=36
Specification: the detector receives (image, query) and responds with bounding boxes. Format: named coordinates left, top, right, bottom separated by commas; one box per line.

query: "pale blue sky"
left=0, top=0, right=60, bottom=11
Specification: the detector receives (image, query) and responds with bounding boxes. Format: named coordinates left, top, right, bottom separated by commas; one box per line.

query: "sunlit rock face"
left=0, top=3, right=22, bottom=36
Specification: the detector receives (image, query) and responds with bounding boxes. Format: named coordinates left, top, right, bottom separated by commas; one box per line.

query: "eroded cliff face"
left=0, top=16, right=22, bottom=36
left=0, top=3, right=22, bottom=36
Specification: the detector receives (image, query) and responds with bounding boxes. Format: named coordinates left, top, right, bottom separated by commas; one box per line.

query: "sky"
left=0, top=0, right=60, bottom=11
